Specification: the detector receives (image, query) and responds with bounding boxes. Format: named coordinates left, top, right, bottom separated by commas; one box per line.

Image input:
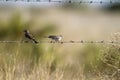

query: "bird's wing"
left=29, top=33, right=35, bottom=39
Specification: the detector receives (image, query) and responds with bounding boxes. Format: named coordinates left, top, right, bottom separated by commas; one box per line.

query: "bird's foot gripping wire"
left=50, top=41, right=58, bottom=43
left=50, top=41, right=63, bottom=44
left=60, top=41, right=63, bottom=44
left=57, top=41, right=63, bottom=44
left=24, top=40, right=38, bottom=44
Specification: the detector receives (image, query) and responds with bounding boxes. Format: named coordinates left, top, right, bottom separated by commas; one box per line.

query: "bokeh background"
left=0, top=0, right=120, bottom=80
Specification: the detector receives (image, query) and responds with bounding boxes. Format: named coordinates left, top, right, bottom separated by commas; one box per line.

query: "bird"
left=24, top=30, right=38, bottom=44
left=44, top=35, right=63, bottom=43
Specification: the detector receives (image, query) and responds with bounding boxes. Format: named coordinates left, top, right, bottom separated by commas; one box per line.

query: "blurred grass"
left=0, top=12, right=119, bottom=80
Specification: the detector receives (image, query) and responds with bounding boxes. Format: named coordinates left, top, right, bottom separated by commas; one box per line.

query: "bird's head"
left=59, top=35, right=63, bottom=38
left=24, top=29, right=29, bottom=33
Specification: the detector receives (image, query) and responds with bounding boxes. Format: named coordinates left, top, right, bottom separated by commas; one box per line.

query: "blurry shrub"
left=78, top=33, right=120, bottom=79
left=100, top=44, right=120, bottom=79
left=0, top=13, right=27, bottom=40
left=99, top=33, right=120, bottom=79
left=79, top=44, right=102, bottom=75
left=104, top=3, right=120, bottom=12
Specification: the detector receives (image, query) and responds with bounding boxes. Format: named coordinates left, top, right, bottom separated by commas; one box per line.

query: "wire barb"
left=0, top=40, right=119, bottom=44
left=0, top=0, right=119, bottom=4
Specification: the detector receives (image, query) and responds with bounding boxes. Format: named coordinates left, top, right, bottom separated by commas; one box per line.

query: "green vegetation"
left=0, top=13, right=119, bottom=80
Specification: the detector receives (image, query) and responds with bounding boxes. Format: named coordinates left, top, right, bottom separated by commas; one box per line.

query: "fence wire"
left=0, top=40, right=120, bottom=44
left=0, top=0, right=119, bottom=4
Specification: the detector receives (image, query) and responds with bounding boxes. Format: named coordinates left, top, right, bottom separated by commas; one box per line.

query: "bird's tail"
left=32, top=39, right=38, bottom=44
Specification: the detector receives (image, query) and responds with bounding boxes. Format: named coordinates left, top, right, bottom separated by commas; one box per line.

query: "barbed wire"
left=0, top=0, right=120, bottom=4
left=0, top=40, right=120, bottom=44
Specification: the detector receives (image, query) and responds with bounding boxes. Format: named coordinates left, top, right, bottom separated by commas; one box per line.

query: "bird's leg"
left=24, top=38, right=30, bottom=43
left=60, top=41, right=63, bottom=44
left=58, top=41, right=63, bottom=44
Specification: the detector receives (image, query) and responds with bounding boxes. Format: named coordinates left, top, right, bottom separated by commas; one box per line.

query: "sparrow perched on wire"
left=44, top=35, right=63, bottom=43
left=24, top=30, right=38, bottom=44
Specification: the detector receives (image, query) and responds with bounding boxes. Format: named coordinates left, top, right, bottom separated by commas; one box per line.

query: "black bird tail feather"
left=32, top=39, right=38, bottom=44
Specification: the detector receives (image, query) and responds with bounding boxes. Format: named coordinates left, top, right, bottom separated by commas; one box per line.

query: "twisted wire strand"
left=0, top=40, right=119, bottom=44
left=0, top=0, right=119, bottom=4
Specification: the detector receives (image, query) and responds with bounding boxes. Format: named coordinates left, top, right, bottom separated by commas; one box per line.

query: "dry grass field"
left=0, top=6, right=120, bottom=80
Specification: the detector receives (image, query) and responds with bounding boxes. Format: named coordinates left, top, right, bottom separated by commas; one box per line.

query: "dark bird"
left=24, top=30, right=38, bottom=44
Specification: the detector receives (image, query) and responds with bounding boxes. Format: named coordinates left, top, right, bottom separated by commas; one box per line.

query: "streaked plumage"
left=24, top=30, right=38, bottom=44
